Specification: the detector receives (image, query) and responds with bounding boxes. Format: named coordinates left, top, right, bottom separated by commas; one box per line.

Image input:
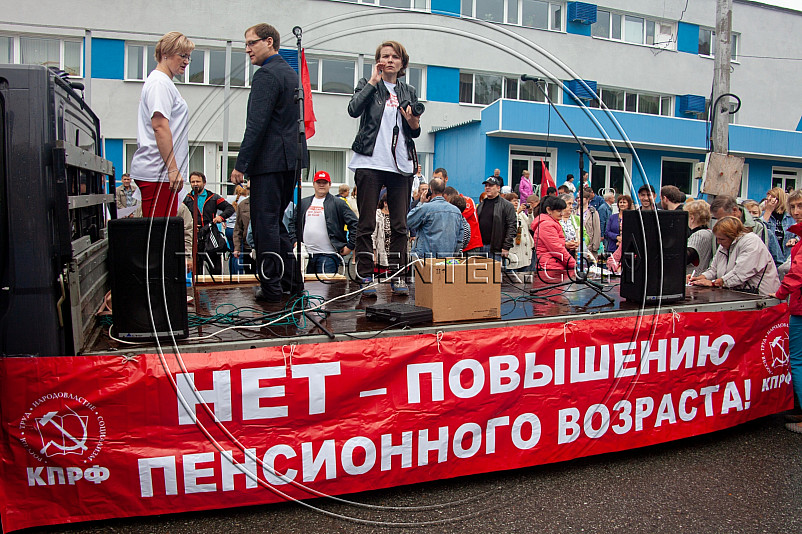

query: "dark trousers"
left=354, top=168, right=411, bottom=278
left=250, top=171, right=302, bottom=298
left=306, top=253, right=341, bottom=275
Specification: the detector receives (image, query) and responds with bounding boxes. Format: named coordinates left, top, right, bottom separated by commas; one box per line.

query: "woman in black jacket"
left=347, top=40, right=421, bottom=296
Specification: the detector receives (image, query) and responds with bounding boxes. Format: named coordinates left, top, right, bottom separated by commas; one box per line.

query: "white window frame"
left=699, top=27, right=740, bottom=62
left=589, top=87, right=672, bottom=116
left=509, top=145, right=558, bottom=187
left=303, top=148, right=349, bottom=184
left=342, top=0, right=429, bottom=9
left=590, top=150, right=633, bottom=196
left=14, top=35, right=84, bottom=77
left=771, top=167, right=802, bottom=193
left=503, top=75, right=560, bottom=104
left=738, top=163, right=749, bottom=201
left=592, top=9, right=675, bottom=50
left=459, top=71, right=503, bottom=106
left=124, top=43, right=153, bottom=81
left=660, top=156, right=701, bottom=198
left=461, top=1, right=564, bottom=32
left=362, top=61, right=427, bottom=100
left=307, top=55, right=358, bottom=95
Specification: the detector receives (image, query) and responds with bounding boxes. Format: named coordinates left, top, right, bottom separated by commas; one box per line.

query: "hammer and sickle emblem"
left=36, top=408, right=88, bottom=456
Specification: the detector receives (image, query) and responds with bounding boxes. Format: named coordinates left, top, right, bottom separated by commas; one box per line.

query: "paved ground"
left=28, top=414, right=801, bottom=534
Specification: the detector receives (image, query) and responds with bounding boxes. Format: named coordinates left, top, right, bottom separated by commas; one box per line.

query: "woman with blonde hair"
left=689, top=216, right=779, bottom=296
left=129, top=31, right=195, bottom=217
left=762, top=187, right=797, bottom=260
left=684, top=199, right=715, bottom=275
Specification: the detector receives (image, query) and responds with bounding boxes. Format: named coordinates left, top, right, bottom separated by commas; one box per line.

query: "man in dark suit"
left=230, top=23, right=308, bottom=302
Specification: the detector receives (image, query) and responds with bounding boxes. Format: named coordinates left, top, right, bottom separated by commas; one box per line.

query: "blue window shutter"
left=278, top=48, right=299, bottom=73
left=565, top=79, right=598, bottom=101
left=678, top=95, right=706, bottom=115
left=567, top=2, right=597, bottom=25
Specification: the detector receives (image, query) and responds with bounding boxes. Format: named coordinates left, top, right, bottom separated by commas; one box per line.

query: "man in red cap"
left=292, top=170, right=358, bottom=274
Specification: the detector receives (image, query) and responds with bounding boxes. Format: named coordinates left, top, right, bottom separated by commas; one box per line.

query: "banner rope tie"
left=563, top=321, right=575, bottom=342
left=282, top=344, right=296, bottom=369
left=120, top=354, right=138, bottom=365
left=435, top=331, right=444, bottom=353
left=670, top=309, right=681, bottom=334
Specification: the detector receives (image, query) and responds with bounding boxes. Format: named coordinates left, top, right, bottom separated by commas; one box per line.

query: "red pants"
left=136, top=180, right=178, bottom=217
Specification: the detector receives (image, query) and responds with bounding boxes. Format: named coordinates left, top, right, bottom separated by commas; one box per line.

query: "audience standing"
left=605, top=194, right=633, bottom=253
left=293, top=170, right=358, bottom=275
left=773, top=189, right=802, bottom=434
left=709, top=195, right=784, bottom=265
left=183, top=171, right=234, bottom=275
left=690, top=216, right=779, bottom=296
left=762, top=187, right=797, bottom=261
left=407, top=178, right=463, bottom=258
left=475, top=176, right=516, bottom=263
left=531, top=195, right=577, bottom=274
left=659, top=185, right=686, bottom=210
left=684, top=199, right=716, bottom=276
left=115, top=173, right=139, bottom=209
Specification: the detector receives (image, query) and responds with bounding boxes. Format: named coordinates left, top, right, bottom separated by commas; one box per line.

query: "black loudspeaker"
left=107, top=218, right=189, bottom=340
left=620, top=209, right=688, bottom=304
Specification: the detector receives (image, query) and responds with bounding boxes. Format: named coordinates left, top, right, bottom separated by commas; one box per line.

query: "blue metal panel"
left=677, top=22, right=699, bottom=54
left=103, top=139, right=124, bottom=185
left=278, top=48, right=299, bottom=72
left=563, top=79, right=597, bottom=104
left=566, top=21, right=592, bottom=36
left=567, top=2, right=597, bottom=24
left=797, top=116, right=802, bottom=132
left=678, top=94, right=706, bottom=115
left=427, top=65, right=460, bottom=103
left=91, top=38, right=125, bottom=80
left=433, top=122, right=485, bottom=199
left=431, top=0, right=461, bottom=17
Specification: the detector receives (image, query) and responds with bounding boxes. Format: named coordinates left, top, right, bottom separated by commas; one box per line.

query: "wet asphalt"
left=25, top=414, right=801, bottom=534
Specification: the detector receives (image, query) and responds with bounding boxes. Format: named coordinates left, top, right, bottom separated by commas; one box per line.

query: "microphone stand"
left=522, top=74, right=613, bottom=305
left=292, top=27, right=334, bottom=339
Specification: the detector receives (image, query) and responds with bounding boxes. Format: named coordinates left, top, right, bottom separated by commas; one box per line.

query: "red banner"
left=0, top=306, right=793, bottom=531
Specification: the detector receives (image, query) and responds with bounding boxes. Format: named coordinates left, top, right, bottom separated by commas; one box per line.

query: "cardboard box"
left=414, top=257, right=501, bottom=323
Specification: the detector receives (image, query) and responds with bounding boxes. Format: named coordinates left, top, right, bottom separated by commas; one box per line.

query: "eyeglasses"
left=245, top=38, right=267, bottom=49
left=178, top=53, right=191, bottom=63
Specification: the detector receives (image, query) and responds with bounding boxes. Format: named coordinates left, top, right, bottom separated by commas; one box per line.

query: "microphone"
left=521, top=74, right=543, bottom=83
left=292, top=26, right=302, bottom=39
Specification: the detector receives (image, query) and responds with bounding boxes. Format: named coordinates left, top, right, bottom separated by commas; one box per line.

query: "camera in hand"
left=399, top=99, right=425, bottom=117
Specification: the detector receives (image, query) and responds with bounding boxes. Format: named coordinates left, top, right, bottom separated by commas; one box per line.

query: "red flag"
left=301, top=49, right=316, bottom=139
left=541, top=159, right=556, bottom=192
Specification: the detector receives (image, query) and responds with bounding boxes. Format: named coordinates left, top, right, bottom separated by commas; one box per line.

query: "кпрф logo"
left=19, top=392, right=106, bottom=464
left=760, top=322, right=790, bottom=375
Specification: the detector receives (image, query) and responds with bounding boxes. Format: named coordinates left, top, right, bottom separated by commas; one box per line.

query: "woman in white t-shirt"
left=347, top=40, right=421, bottom=296
left=129, top=31, right=194, bottom=217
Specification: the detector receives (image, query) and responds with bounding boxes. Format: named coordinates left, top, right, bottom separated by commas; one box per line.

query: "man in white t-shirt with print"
left=294, top=171, right=359, bottom=275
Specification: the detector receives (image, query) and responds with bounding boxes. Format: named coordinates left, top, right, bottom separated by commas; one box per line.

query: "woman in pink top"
left=531, top=195, right=577, bottom=275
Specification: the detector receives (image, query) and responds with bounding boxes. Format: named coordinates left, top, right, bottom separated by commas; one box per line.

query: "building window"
left=503, top=76, right=559, bottom=103
left=459, top=72, right=503, bottom=105
left=699, top=28, right=739, bottom=61
left=462, top=0, right=563, bottom=30
left=304, top=150, right=347, bottom=183
left=126, top=44, right=156, bottom=81
left=592, top=10, right=674, bottom=49
left=772, top=168, right=800, bottom=193
left=208, top=50, right=248, bottom=87
left=19, top=36, right=83, bottom=76
left=590, top=87, right=671, bottom=116
left=0, top=36, right=12, bottom=64
left=661, top=159, right=696, bottom=196
left=378, top=0, right=426, bottom=7
left=187, top=50, right=206, bottom=84
left=362, top=62, right=425, bottom=98
left=308, top=57, right=356, bottom=94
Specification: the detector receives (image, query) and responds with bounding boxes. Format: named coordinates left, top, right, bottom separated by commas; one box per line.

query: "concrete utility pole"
left=712, top=0, right=732, bottom=155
